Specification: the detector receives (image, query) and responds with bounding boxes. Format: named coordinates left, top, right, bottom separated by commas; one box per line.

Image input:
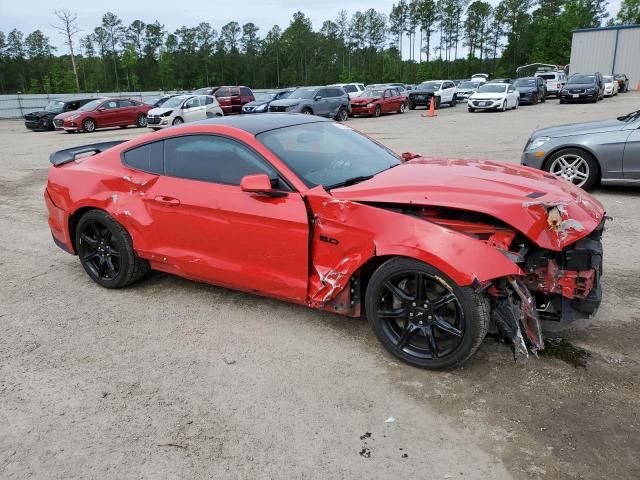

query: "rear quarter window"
left=122, top=141, right=164, bottom=175
left=240, top=87, right=252, bottom=96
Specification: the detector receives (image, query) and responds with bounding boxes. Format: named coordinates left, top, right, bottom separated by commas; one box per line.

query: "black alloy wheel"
left=365, top=258, right=489, bottom=369
left=76, top=210, right=149, bottom=288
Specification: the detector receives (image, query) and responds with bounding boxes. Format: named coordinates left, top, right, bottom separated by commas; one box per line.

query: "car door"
left=313, top=89, right=331, bottom=117
left=97, top=99, right=120, bottom=126
left=136, top=134, right=310, bottom=301
left=181, top=96, right=204, bottom=122
left=381, top=89, right=393, bottom=113
left=443, top=81, right=455, bottom=102
left=117, top=99, right=138, bottom=125
left=214, top=88, right=231, bottom=114
left=623, top=122, right=640, bottom=180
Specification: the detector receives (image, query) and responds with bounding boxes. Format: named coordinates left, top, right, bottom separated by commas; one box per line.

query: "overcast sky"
left=1, top=0, right=623, bottom=56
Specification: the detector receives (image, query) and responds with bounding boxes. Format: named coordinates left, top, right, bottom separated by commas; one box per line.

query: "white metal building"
left=569, top=24, right=640, bottom=89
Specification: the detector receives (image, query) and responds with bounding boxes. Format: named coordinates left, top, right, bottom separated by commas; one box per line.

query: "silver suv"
left=269, top=86, right=350, bottom=121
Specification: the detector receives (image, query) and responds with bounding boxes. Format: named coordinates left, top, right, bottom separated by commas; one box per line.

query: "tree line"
left=0, top=0, right=635, bottom=95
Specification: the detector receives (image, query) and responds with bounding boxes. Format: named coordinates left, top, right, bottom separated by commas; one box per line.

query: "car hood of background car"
left=329, top=158, right=604, bottom=250
left=244, top=100, right=269, bottom=107
left=269, top=99, right=303, bottom=107
left=26, top=110, right=56, bottom=118
left=470, top=92, right=507, bottom=99
left=54, top=110, right=87, bottom=120
left=516, top=86, right=537, bottom=93
left=351, top=96, right=379, bottom=104
left=532, top=119, right=624, bottom=138
left=148, top=107, right=174, bottom=116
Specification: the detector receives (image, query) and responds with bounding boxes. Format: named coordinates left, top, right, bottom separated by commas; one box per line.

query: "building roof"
left=573, top=24, right=640, bottom=33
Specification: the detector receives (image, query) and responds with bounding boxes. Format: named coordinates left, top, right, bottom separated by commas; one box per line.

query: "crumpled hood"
left=330, top=158, right=605, bottom=251
left=148, top=107, right=174, bottom=116
left=25, top=110, right=53, bottom=119
left=351, top=96, right=379, bottom=104
left=531, top=119, right=624, bottom=138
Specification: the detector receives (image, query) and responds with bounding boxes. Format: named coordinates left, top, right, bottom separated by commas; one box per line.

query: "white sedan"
left=468, top=83, right=520, bottom=112
left=147, top=94, right=223, bottom=130
left=603, top=76, right=619, bottom=97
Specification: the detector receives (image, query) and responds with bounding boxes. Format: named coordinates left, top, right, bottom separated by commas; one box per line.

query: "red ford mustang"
left=45, top=115, right=606, bottom=369
left=53, top=97, right=151, bottom=133
left=350, top=87, right=408, bottom=117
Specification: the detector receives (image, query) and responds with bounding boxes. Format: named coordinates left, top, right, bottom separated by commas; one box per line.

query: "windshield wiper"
left=325, top=175, right=375, bottom=190
left=617, top=110, right=640, bottom=122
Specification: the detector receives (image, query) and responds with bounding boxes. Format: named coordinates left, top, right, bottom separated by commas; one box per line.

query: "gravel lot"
left=1, top=94, right=639, bottom=479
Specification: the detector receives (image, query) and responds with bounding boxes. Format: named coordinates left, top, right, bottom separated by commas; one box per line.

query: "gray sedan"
left=521, top=109, right=640, bottom=189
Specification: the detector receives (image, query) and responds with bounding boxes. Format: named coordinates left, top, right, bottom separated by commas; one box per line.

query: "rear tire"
left=136, top=114, right=147, bottom=128
left=301, top=108, right=313, bottom=115
left=397, top=102, right=406, bottom=114
left=365, top=258, right=490, bottom=369
left=75, top=210, right=149, bottom=289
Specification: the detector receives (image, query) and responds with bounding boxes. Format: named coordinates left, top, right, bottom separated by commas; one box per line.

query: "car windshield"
left=256, top=122, right=401, bottom=189
left=44, top=101, right=65, bottom=113
left=514, top=78, right=536, bottom=87
left=79, top=99, right=102, bottom=111
left=537, top=74, right=555, bottom=80
left=459, top=81, right=479, bottom=89
left=362, top=89, right=384, bottom=98
left=478, top=84, right=507, bottom=93
left=288, top=88, right=317, bottom=100
left=603, top=76, right=613, bottom=82
left=568, top=75, right=595, bottom=84
left=617, top=110, right=640, bottom=123
left=193, top=88, right=211, bottom=95
left=162, top=96, right=189, bottom=108
left=254, top=92, right=276, bottom=101
left=418, top=82, right=442, bottom=91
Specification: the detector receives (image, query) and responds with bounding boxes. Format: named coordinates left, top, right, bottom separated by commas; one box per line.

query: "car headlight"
left=161, top=110, right=173, bottom=117
left=366, top=103, right=373, bottom=107
left=256, top=103, right=267, bottom=112
left=527, top=137, right=551, bottom=151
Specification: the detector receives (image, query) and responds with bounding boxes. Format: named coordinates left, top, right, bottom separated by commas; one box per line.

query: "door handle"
left=154, top=195, right=180, bottom=206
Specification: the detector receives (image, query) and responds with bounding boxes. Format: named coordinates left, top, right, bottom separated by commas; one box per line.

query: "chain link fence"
left=0, top=92, right=186, bottom=119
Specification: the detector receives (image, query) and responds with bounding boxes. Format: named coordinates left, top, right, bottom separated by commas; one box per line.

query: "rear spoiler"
left=49, top=140, right=126, bottom=166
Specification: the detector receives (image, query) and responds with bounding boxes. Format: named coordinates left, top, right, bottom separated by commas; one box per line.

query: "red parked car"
left=214, top=86, right=255, bottom=114
left=53, top=97, right=151, bottom=133
left=350, top=87, right=408, bottom=117
left=45, top=115, right=605, bottom=369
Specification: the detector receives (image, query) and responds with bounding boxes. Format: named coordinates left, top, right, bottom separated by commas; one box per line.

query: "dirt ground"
left=1, top=94, right=639, bottom=479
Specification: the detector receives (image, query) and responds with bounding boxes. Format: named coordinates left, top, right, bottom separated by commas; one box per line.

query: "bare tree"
left=52, top=9, right=81, bottom=91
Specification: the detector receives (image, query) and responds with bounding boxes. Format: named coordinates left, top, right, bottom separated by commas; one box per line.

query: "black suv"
left=24, top=98, right=95, bottom=131
left=513, top=77, right=546, bottom=104
left=560, top=73, right=604, bottom=103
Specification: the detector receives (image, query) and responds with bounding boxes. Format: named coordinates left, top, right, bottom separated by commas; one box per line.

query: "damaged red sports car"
left=45, top=115, right=606, bottom=369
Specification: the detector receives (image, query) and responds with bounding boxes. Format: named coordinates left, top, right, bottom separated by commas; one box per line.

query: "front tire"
left=374, top=105, right=381, bottom=117
left=545, top=148, right=599, bottom=190
left=82, top=118, right=96, bottom=133
left=365, top=258, right=489, bottom=369
left=172, top=117, right=183, bottom=125
left=75, top=210, right=149, bottom=289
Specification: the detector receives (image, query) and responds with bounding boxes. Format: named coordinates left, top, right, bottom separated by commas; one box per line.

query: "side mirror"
left=314, top=95, right=322, bottom=101
left=240, top=174, right=286, bottom=197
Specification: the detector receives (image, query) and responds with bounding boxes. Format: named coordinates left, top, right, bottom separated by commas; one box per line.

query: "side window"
left=343, top=85, right=357, bottom=93
left=230, top=87, right=240, bottom=97
left=123, top=141, right=164, bottom=175
left=240, top=87, right=252, bottom=96
left=215, top=88, right=230, bottom=98
left=358, top=84, right=365, bottom=91
left=205, top=96, right=214, bottom=105
left=103, top=100, right=118, bottom=109
left=164, top=135, right=276, bottom=185
left=118, top=99, right=136, bottom=108
left=315, top=89, right=327, bottom=99
left=65, top=102, right=79, bottom=111
left=184, top=97, right=202, bottom=108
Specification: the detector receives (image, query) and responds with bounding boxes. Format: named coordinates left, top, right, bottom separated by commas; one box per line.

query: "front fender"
left=305, top=192, right=521, bottom=305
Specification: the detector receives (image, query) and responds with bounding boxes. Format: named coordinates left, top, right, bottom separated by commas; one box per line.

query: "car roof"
left=191, top=113, right=332, bottom=135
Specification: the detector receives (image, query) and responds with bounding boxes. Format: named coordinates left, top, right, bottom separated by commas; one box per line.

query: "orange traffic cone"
left=421, top=97, right=437, bottom=118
